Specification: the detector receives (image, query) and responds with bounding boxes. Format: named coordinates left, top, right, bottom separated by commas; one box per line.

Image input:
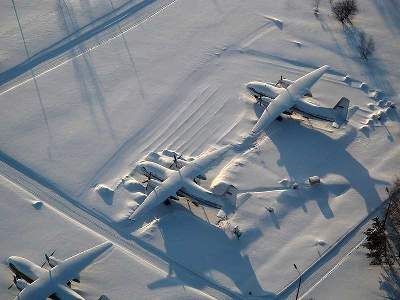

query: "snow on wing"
left=52, top=242, right=113, bottom=284
left=130, top=175, right=184, bottom=219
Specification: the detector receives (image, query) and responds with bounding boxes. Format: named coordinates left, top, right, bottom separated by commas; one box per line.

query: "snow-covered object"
left=217, top=209, right=227, bottom=219
left=279, top=178, right=289, bottom=186
left=250, top=65, right=330, bottom=136
left=365, top=118, right=374, bottom=126
left=32, top=201, right=43, bottom=209
left=291, top=40, right=302, bottom=47
left=343, top=75, right=351, bottom=84
left=130, top=146, right=232, bottom=220
left=122, top=178, right=145, bottom=193
left=265, top=206, right=274, bottom=213
left=315, top=239, right=327, bottom=247
left=377, top=100, right=386, bottom=108
left=359, top=125, right=370, bottom=135
left=95, top=185, right=114, bottom=200
left=308, top=176, right=321, bottom=185
left=369, top=90, right=384, bottom=100
left=371, top=111, right=383, bottom=120
left=360, top=82, right=369, bottom=91
left=263, top=15, right=283, bottom=29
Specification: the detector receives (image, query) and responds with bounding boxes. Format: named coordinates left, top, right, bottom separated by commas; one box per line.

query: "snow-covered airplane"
left=7, top=242, right=112, bottom=300
left=246, top=65, right=350, bottom=136
left=129, top=146, right=233, bottom=221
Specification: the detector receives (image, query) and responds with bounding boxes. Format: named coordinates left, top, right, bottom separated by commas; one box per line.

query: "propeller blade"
left=144, top=173, right=153, bottom=191
left=41, top=249, right=56, bottom=267
left=8, top=276, right=16, bottom=289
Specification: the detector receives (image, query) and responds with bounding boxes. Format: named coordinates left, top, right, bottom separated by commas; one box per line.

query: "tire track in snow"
left=178, top=96, right=231, bottom=156
left=142, top=86, right=218, bottom=153
left=168, top=90, right=228, bottom=153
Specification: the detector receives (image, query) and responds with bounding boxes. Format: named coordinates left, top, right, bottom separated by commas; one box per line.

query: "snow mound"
left=359, top=125, right=370, bottom=136
left=315, top=239, right=327, bottom=247
left=342, top=75, right=352, bottom=84
left=360, top=82, right=369, bottom=91
left=263, top=15, right=283, bottom=29
left=95, top=185, right=114, bottom=202
left=122, top=178, right=145, bottom=193
left=291, top=40, right=302, bottom=47
left=32, top=201, right=43, bottom=209
left=369, top=90, right=385, bottom=100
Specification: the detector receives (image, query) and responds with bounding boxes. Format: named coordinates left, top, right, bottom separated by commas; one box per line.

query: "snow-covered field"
left=0, top=0, right=399, bottom=299
left=0, top=175, right=212, bottom=300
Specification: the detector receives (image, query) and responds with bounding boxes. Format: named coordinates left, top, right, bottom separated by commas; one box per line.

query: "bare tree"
left=363, top=179, right=400, bottom=266
left=313, top=0, right=321, bottom=16
left=357, top=30, right=375, bottom=61
left=331, top=0, right=358, bottom=25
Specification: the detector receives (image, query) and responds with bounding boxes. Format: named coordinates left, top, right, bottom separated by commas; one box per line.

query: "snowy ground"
left=305, top=246, right=400, bottom=300
left=1, top=0, right=400, bottom=299
left=0, top=175, right=213, bottom=300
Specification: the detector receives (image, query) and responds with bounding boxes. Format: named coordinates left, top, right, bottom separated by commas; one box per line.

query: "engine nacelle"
left=132, top=161, right=170, bottom=181
left=16, top=279, right=28, bottom=291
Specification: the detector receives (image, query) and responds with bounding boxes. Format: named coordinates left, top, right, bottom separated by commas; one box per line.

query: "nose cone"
left=246, top=82, right=255, bottom=90
left=7, top=256, right=17, bottom=266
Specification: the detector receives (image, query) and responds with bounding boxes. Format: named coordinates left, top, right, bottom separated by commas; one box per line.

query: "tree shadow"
left=342, top=25, right=396, bottom=97
left=55, top=0, right=118, bottom=144
left=373, top=0, right=400, bottom=37
left=379, top=264, right=400, bottom=300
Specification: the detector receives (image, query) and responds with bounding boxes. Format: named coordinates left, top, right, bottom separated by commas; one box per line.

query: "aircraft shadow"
left=146, top=208, right=276, bottom=298
left=266, top=120, right=387, bottom=218
left=110, top=203, right=276, bottom=299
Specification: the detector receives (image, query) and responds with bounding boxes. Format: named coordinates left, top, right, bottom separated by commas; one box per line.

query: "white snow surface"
left=0, top=175, right=211, bottom=300
left=1, top=0, right=400, bottom=298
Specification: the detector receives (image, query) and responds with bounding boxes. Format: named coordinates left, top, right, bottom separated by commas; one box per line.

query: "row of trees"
left=363, top=179, right=400, bottom=266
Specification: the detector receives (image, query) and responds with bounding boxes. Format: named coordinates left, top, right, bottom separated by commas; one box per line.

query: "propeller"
left=275, top=75, right=283, bottom=87
left=142, top=172, right=153, bottom=191
left=41, top=249, right=56, bottom=268
left=7, top=275, right=18, bottom=290
left=169, top=153, right=182, bottom=169
left=256, top=97, right=264, bottom=107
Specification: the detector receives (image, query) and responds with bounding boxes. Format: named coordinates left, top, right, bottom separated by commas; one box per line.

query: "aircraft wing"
left=184, top=145, right=232, bottom=178
left=130, top=174, right=184, bottom=220
left=288, top=65, right=329, bottom=98
left=251, top=65, right=329, bottom=135
left=15, top=242, right=112, bottom=300
left=55, top=284, right=86, bottom=300
left=51, top=242, right=113, bottom=283
left=130, top=146, right=232, bottom=220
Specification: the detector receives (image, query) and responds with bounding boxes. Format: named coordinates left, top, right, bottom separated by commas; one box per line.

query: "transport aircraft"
left=129, top=146, right=233, bottom=221
left=7, top=242, right=112, bottom=300
left=246, top=65, right=349, bottom=135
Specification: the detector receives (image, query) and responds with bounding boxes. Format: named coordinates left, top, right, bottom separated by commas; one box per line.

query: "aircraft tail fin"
left=333, top=97, right=350, bottom=123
